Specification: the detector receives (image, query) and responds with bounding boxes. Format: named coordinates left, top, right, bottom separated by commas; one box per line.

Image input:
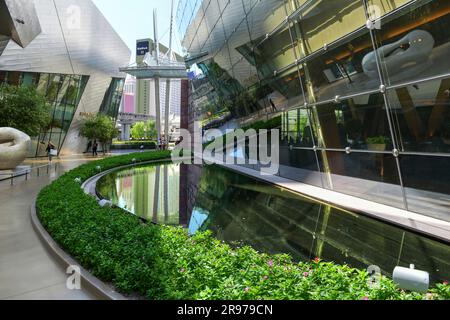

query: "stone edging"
left=31, top=198, right=127, bottom=300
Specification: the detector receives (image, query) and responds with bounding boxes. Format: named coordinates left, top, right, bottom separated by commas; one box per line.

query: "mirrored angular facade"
left=177, top=0, right=450, bottom=223
left=0, top=0, right=130, bottom=156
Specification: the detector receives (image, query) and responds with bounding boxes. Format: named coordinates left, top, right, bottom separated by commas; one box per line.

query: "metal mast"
left=153, top=8, right=161, bottom=148
left=164, top=0, right=175, bottom=148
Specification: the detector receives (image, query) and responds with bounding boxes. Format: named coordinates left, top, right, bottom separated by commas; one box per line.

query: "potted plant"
left=366, top=136, right=391, bottom=151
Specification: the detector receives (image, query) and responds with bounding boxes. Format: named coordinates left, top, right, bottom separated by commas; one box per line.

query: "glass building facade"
left=99, top=78, right=126, bottom=121
left=0, top=70, right=89, bottom=157
left=0, top=71, right=126, bottom=157
left=0, top=0, right=131, bottom=156
left=177, top=0, right=450, bottom=223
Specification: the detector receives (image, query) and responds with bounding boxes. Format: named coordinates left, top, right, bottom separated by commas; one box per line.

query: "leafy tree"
left=80, top=114, right=118, bottom=154
left=0, top=83, right=51, bottom=137
left=131, top=120, right=157, bottom=140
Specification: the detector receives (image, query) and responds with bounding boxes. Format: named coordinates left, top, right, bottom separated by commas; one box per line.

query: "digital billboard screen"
left=136, top=40, right=150, bottom=57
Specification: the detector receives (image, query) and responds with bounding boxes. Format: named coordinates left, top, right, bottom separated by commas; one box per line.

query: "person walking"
left=92, top=140, right=98, bottom=157
left=46, top=141, right=55, bottom=162
left=269, top=98, right=278, bottom=113
left=85, top=140, right=92, bottom=154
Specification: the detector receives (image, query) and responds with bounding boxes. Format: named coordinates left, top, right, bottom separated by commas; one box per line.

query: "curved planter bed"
left=33, top=151, right=173, bottom=300
left=31, top=203, right=126, bottom=300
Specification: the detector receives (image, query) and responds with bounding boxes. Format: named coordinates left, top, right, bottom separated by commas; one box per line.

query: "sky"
left=92, top=0, right=184, bottom=63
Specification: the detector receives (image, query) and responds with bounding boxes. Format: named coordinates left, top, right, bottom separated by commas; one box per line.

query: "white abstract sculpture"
left=0, top=127, right=31, bottom=170
left=362, top=30, right=435, bottom=80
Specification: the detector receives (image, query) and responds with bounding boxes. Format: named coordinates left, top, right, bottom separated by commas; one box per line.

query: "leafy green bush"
left=0, top=83, right=51, bottom=137
left=80, top=114, right=118, bottom=153
left=130, top=120, right=157, bottom=140
left=366, top=136, right=391, bottom=145
left=36, top=151, right=449, bottom=300
left=112, top=140, right=157, bottom=145
left=243, top=115, right=281, bottom=131
left=111, top=140, right=157, bottom=150
left=203, top=115, right=282, bottom=148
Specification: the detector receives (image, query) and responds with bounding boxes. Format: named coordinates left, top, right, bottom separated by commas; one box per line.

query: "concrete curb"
left=31, top=201, right=127, bottom=300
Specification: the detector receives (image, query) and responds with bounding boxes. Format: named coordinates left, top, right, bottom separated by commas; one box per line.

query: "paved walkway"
left=0, top=155, right=103, bottom=300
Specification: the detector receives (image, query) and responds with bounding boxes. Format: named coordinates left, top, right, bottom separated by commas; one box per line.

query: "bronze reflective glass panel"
left=372, top=0, right=450, bottom=86
left=300, top=0, right=366, bottom=55
left=302, top=30, right=379, bottom=103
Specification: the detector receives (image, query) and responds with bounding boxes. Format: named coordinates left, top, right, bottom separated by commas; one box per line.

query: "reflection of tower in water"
left=130, top=164, right=180, bottom=224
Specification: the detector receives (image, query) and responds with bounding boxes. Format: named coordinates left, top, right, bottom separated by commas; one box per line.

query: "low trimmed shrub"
left=36, top=151, right=449, bottom=300
left=111, top=141, right=157, bottom=150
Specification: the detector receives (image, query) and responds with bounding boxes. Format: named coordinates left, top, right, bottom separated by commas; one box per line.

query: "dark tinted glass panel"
left=400, top=154, right=450, bottom=221
left=279, top=148, right=322, bottom=187
left=258, top=66, right=305, bottom=112
left=319, top=151, right=404, bottom=208
left=387, top=77, right=450, bottom=153
left=313, top=93, right=393, bottom=151
left=281, top=108, right=315, bottom=147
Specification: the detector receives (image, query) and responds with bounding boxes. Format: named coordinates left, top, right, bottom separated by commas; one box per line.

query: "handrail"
left=0, top=162, right=58, bottom=186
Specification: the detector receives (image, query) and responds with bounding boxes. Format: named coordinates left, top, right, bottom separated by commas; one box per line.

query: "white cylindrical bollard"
left=393, top=265, right=429, bottom=293
left=98, top=199, right=113, bottom=208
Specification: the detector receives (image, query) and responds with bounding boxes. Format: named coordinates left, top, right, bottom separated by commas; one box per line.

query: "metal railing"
left=0, top=162, right=59, bottom=186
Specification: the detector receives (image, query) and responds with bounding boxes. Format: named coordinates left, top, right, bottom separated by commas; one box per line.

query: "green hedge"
left=113, top=140, right=157, bottom=145
left=36, top=152, right=449, bottom=300
left=204, top=115, right=282, bottom=149
left=111, top=141, right=157, bottom=150
left=242, top=115, right=281, bottom=131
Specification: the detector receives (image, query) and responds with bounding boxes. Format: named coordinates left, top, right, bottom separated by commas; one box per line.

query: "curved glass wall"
left=0, top=70, right=89, bottom=157
left=99, top=77, right=125, bottom=120
left=179, top=0, right=450, bottom=222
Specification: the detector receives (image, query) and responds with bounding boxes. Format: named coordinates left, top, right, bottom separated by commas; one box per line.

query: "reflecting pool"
left=96, top=162, right=450, bottom=284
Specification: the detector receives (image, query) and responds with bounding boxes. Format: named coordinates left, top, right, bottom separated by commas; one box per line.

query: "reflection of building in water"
left=179, top=164, right=203, bottom=226
left=117, top=176, right=133, bottom=211
left=112, top=165, right=181, bottom=224
left=183, top=164, right=450, bottom=284
left=178, top=0, right=450, bottom=230
left=97, top=162, right=450, bottom=283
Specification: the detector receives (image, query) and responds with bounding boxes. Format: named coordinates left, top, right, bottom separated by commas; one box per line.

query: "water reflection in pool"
left=96, top=162, right=450, bottom=284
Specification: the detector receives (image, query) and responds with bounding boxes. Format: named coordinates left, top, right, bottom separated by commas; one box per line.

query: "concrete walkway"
left=0, top=155, right=102, bottom=300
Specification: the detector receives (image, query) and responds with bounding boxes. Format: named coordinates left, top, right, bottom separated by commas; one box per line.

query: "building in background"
left=0, top=0, right=130, bottom=156
left=134, top=38, right=183, bottom=133
left=177, top=0, right=450, bottom=230
left=121, top=76, right=136, bottom=114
